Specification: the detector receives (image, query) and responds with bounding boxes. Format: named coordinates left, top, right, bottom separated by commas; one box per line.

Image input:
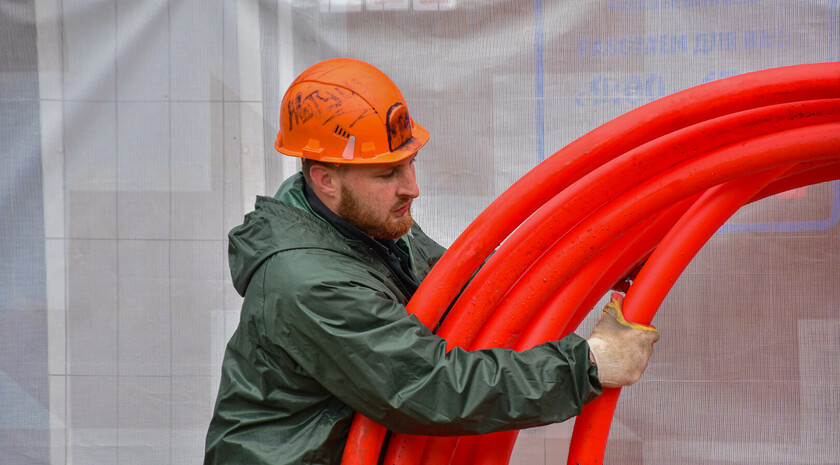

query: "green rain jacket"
left=205, top=174, right=602, bottom=465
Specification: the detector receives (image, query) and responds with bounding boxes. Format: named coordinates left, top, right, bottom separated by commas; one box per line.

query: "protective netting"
left=1, top=0, right=837, bottom=463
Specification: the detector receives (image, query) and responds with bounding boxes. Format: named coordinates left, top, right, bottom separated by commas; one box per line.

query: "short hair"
left=301, top=158, right=346, bottom=186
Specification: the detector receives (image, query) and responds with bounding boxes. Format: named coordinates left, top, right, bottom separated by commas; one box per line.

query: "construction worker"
left=204, top=57, right=659, bottom=465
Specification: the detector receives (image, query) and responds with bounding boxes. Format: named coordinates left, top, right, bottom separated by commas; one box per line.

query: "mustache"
left=393, top=197, right=414, bottom=210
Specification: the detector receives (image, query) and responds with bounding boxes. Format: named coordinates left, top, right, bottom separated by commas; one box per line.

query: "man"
left=204, top=57, right=659, bottom=465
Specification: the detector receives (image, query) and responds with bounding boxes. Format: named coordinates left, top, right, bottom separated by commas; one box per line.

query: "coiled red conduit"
left=341, top=62, right=840, bottom=465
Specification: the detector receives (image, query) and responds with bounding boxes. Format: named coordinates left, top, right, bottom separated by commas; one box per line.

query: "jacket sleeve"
left=260, top=248, right=602, bottom=436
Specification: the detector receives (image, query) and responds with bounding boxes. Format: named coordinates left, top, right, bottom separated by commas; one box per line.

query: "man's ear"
left=308, top=163, right=340, bottom=200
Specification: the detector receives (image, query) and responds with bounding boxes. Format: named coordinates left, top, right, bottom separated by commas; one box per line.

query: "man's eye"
left=380, top=171, right=395, bottom=178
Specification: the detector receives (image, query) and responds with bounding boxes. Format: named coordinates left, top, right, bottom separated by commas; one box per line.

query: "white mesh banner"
left=0, top=0, right=837, bottom=463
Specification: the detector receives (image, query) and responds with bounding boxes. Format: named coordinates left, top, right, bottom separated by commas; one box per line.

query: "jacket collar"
left=302, top=177, right=420, bottom=297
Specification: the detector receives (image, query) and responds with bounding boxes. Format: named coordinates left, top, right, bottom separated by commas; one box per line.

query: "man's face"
left=335, top=154, right=419, bottom=240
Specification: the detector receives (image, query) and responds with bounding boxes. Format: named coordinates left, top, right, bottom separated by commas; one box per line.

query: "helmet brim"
left=276, top=121, right=430, bottom=165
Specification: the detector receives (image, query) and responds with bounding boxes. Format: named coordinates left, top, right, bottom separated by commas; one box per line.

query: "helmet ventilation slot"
left=334, top=125, right=351, bottom=139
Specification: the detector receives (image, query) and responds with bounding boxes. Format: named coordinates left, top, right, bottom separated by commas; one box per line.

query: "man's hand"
left=586, top=293, right=660, bottom=388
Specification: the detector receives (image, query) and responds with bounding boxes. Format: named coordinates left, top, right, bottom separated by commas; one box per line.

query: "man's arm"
left=260, top=248, right=602, bottom=436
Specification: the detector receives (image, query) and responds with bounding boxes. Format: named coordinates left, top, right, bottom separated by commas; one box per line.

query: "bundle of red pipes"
left=341, top=62, right=840, bottom=465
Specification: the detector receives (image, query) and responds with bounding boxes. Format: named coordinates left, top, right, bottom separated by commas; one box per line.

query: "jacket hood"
left=228, top=174, right=342, bottom=296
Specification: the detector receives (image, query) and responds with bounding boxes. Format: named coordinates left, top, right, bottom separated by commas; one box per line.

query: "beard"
left=337, top=185, right=414, bottom=240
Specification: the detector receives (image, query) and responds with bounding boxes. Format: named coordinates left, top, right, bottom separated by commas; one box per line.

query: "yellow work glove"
left=586, top=293, right=660, bottom=388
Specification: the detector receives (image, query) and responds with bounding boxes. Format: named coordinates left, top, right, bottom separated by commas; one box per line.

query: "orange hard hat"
left=275, top=58, right=430, bottom=164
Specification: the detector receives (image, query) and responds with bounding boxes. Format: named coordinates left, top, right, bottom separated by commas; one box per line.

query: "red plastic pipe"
left=626, top=165, right=794, bottom=314
left=567, top=164, right=794, bottom=464
left=466, top=166, right=840, bottom=464
left=560, top=163, right=840, bottom=465
left=448, top=436, right=480, bottom=465
left=445, top=168, right=840, bottom=465
left=388, top=117, right=840, bottom=465
left=483, top=170, right=840, bottom=465
left=380, top=435, right=428, bottom=465
left=417, top=129, right=840, bottom=465
left=434, top=130, right=840, bottom=464
left=753, top=161, right=840, bottom=202
left=437, top=99, right=840, bottom=351
left=399, top=101, right=840, bottom=465
left=463, top=204, right=685, bottom=465
left=341, top=63, right=840, bottom=465
left=562, top=163, right=840, bottom=465
left=409, top=63, right=840, bottom=332
left=471, top=124, right=840, bottom=354
left=417, top=437, right=460, bottom=465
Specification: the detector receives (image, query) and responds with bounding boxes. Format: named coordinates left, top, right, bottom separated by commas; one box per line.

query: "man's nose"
left=397, top=168, right=420, bottom=199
